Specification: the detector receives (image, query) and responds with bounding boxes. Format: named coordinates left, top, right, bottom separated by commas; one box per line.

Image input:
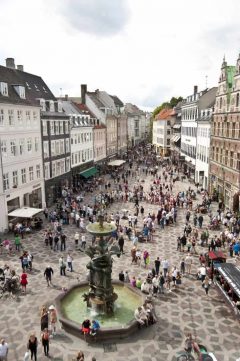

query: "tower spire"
left=221, top=54, right=227, bottom=69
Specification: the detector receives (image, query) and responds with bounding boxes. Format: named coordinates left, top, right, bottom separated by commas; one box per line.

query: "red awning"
left=208, top=251, right=227, bottom=260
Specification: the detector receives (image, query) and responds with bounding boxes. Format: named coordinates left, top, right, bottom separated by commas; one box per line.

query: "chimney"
left=65, top=94, right=68, bottom=100
left=81, top=84, right=87, bottom=104
left=194, top=85, right=198, bottom=94
left=17, top=65, right=24, bottom=71
left=6, top=58, right=15, bottom=69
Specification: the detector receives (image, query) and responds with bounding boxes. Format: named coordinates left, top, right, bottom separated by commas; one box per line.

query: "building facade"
left=209, top=56, right=240, bottom=210
left=0, top=58, right=45, bottom=231
left=152, top=108, right=172, bottom=156
left=124, top=103, right=146, bottom=147
left=93, top=123, right=107, bottom=163
left=181, top=86, right=217, bottom=180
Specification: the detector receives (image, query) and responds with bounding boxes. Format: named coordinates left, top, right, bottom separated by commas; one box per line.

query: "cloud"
left=139, top=85, right=172, bottom=109
left=58, top=0, right=130, bottom=36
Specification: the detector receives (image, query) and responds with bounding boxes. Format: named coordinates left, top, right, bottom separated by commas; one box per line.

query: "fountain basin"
left=86, top=222, right=117, bottom=236
left=55, top=281, right=144, bottom=342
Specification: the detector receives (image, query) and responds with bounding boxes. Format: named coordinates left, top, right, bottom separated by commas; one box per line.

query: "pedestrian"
left=49, top=305, right=57, bottom=335
left=118, top=234, right=124, bottom=254
left=44, top=265, right=54, bottom=286
left=162, top=258, right=169, bottom=278
left=81, top=234, right=86, bottom=249
left=20, top=272, right=28, bottom=294
left=159, top=272, right=165, bottom=294
left=198, top=214, right=203, bottom=228
left=15, top=234, right=21, bottom=252
left=40, top=306, right=48, bottom=331
left=180, top=258, right=185, bottom=275
left=74, top=231, right=80, bottom=248
left=59, top=256, right=66, bottom=276
left=202, top=276, right=210, bottom=297
left=152, top=275, right=158, bottom=297
left=27, top=253, right=33, bottom=271
left=60, top=233, right=66, bottom=251
left=0, top=339, right=8, bottom=361
left=27, top=333, right=38, bottom=361
left=154, top=257, right=160, bottom=275
left=67, top=253, right=73, bottom=272
left=185, top=253, right=192, bottom=274
left=41, top=329, right=50, bottom=357
left=76, top=351, right=85, bottom=361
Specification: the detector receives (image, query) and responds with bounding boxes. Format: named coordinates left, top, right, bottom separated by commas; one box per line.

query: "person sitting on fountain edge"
left=81, top=319, right=91, bottom=336
left=119, top=270, right=125, bottom=282
left=91, top=319, right=100, bottom=336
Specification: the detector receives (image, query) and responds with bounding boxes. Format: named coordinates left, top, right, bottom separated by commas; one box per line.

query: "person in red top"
left=20, top=272, right=28, bottom=293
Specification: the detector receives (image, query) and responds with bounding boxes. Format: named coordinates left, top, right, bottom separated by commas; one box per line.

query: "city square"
left=0, top=159, right=240, bottom=361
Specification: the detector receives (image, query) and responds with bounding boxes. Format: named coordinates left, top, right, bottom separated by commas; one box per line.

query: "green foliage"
left=153, top=96, right=183, bottom=118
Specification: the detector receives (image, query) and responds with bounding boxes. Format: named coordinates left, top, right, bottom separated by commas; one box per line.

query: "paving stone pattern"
left=1, top=171, right=240, bottom=361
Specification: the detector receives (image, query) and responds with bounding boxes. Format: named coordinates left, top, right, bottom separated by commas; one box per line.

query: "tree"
left=153, top=96, right=183, bottom=118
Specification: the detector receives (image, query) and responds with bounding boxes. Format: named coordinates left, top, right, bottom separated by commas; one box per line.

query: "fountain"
left=55, top=213, right=143, bottom=341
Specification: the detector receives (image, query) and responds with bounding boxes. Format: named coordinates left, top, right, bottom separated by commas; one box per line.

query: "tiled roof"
left=74, top=102, right=95, bottom=118
left=0, top=65, right=55, bottom=106
left=88, top=92, right=106, bottom=109
left=155, top=108, right=173, bottom=120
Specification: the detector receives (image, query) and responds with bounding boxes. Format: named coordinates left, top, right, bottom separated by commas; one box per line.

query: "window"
left=60, top=160, right=65, bottom=174
left=27, top=138, right=32, bottom=152
left=50, top=121, right=55, bottom=135
left=1, top=140, right=7, bottom=156
left=35, top=137, right=39, bottom=152
left=230, top=151, right=234, bottom=168
left=21, top=168, right=26, bottom=184
left=237, top=153, right=240, bottom=171
left=65, top=139, right=70, bottom=153
left=232, top=123, right=235, bottom=138
left=56, top=161, right=61, bottom=176
left=44, top=164, right=49, bottom=180
left=65, top=121, right=69, bottom=134
left=55, top=121, right=59, bottom=135
left=220, top=148, right=223, bottom=163
left=10, top=140, right=17, bottom=156
left=43, top=141, right=49, bottom=158
left=33, top=111, right=38, bottom=124
left=42, top=120, right=47, bottom=135
left=55, top=141, right=60, bottom=155
left=26, top=111, right=31, bottom=125
left=17, top=110, right=23, bottom=124
left=49, top=100, right=55, bottom=112
left=8, top=109, right=14, bottom=126
left=66, top=158, right=70, bottom=172
left=52, top=162, right=56, bottom=178
left=0, top=109, right=4, bottom=126
left=36, top=164, right=41, bottom=178
left=59, top=121, right=63, bottom=134
left=15, top=86, right=25, bottom=99
left=51, top=141, right=55, bottom=156
left=0, top=82, right=8, bottom=96
left=19, top=139, right=25, bottom=155
left=225, top=150, right=228, bottom=166
left=60, top=140, right=64, bottom=154
left=29, top=166, right=34, bottom=181
left=12, top=170, right=18, bottom=187
left=236, top=93, right=239, bottom=107
left=3, top=173, right=9, bottom=190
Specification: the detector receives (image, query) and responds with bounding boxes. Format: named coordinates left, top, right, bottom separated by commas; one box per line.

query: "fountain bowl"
left=86, top=221, right=117, bottom=237
left=55, top=280, right=144, bottom=342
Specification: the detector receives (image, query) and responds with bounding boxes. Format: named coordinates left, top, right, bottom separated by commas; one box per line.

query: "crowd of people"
left=1, top=143, right=240, bottom=360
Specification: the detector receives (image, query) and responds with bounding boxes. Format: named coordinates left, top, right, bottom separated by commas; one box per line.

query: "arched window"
left=220, top=97, right=222, bottom=109
left=236, top=93, right=239, bottom=107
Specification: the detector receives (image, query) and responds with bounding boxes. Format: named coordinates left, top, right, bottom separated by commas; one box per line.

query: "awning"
left=108, top=160, right=126, bottom=166
left=208, top=250, right=226, bottom=261
left=8, top=207, right=43, bottom=218
left=171, top=135, right=176, bottom=142
left=174, top=135, right=180, bottom=142
left=79, top=167, right=97, bottom=178
left=173, top=124, right=181, bottom=129
left=214, top=263, right=240, bottom=298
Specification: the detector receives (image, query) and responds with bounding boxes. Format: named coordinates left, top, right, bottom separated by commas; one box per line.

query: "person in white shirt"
left=152, top=276, right=159, bottom=296
left=162, top=259, right=169, bottom=278
left=199, top=265, right=206, bottom=282
left=0, top=339, right=8, bottom=361
left=67, top=253, right=73, bottom=272
left=81, top=235, right=86, bottom=249
left=185, top=254, right=193, bottom=274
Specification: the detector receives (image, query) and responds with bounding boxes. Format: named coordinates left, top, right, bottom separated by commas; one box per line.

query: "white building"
left=195, top=109, right=212, bottom=189
left=124, top=103, right=146, bottom=147
left=152, top=109, right=172, bottom=156
left=0, top=58, right=45, bottom=232
left=181, top=86, right=217, bottom=180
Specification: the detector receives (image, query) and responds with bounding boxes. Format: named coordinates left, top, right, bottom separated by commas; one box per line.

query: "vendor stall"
left=108, top=160, right=126, bottom=167
left=214, top=263, right=240, bottom=319
left=8, top=207, right=43, bottom=231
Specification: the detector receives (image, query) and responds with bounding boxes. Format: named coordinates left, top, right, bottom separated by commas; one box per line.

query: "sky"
left=1, top=0, right=240, bottom=110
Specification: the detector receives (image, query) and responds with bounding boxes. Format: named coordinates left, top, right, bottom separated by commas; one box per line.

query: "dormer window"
left=0, top=82, right=8, bottom=96
left=49, top=100, right=54, bottom=112
left=58, top=101, right=63, bottom=112
left=40, top=99, right=46, bottom=111
left=14, top=85, right=25, bottom=99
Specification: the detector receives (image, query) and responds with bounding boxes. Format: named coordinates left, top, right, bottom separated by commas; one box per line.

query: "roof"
left=8, top=207, right=43, bottom=218
left=110, top=95, right=124, bottom=108
left=74, top=103, right=95, bottom=118
left=0, top=65, right=55, bottom=106
left=215, top=263, right=240, bottom=298
left=155, top=108, right=173, bottom=120
left=198, top=87, right=218, bottom=110
left=124, top=103, right=145, bottom=115
left=94, top=124, right=106, bottom=129
left=208, top=250, right=226, bottom=260
left=61, top=100, right=83, bottom=115
left=108, top=160, right=125, bottom=166
left=88, top=92, right=106, bottom=109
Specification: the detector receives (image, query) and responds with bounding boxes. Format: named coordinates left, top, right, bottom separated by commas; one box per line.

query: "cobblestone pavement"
left=1, top=171, right=240, bottom=361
